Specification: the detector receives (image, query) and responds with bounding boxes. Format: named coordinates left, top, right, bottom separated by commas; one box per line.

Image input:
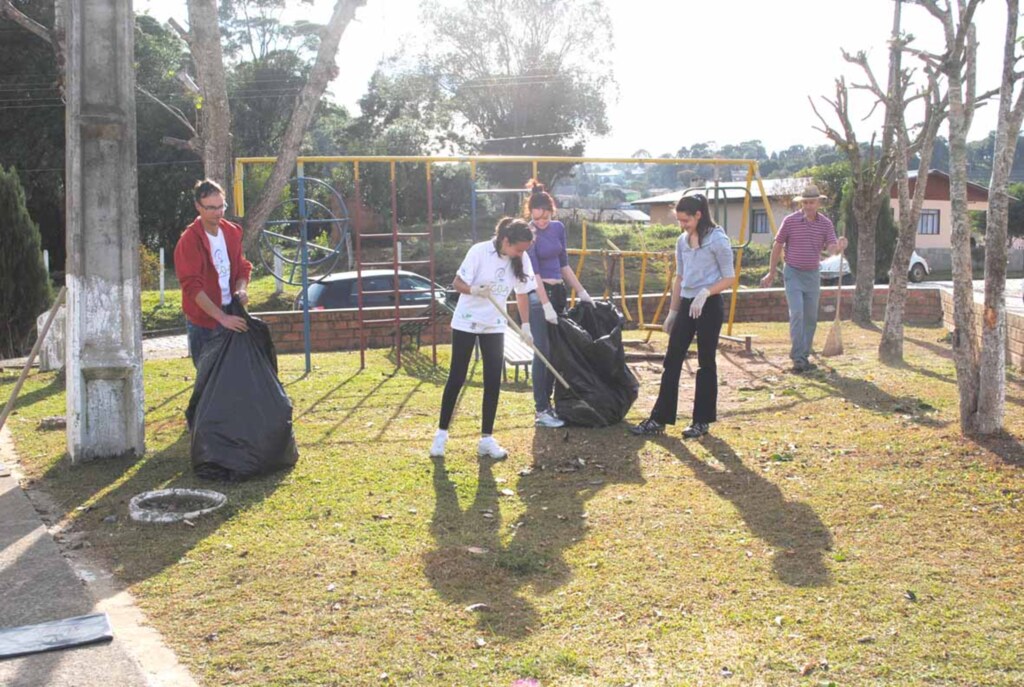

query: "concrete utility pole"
left=63, top=0, right=145, bottom=462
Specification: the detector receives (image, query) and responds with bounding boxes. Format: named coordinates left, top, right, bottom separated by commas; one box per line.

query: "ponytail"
left=525, top=178, right=556, bottom=216
left=676, top=193, right=717, bottom=243
left=493, top=216, right=533, bottom=282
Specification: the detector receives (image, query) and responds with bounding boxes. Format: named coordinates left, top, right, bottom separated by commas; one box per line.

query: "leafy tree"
left=0, top=165, right=51, bottom=357
left=0, top=0, right=65, bottom=271
left=379, top=0, right=615, bottom=198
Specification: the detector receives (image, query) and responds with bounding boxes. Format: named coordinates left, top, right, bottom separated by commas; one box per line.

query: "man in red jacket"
left=174, top=179, right=253, bottom=367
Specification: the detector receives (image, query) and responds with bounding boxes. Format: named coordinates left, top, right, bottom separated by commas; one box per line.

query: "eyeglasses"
left=200, top=203, right=228, bottom=212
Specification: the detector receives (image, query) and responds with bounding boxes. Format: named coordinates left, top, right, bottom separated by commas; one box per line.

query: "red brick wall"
left=615, top=286, right=943, bottom=327
left=253, top=287, right=945, bottom=354
left=257, top=305, right=453, bottom=354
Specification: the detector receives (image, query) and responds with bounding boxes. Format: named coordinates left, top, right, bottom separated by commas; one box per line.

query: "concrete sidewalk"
left=0, top=428, right=197, bottom=687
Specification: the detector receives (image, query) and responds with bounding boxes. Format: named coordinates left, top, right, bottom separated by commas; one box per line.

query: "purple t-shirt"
left=775, top=211, right=838, bottom=270
left=526, top=220, right=569, bottom=280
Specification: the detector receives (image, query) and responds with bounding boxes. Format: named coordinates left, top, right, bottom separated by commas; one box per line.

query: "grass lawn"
left=141, top=272, right=301, bottom=332
left=3, top=323, right=1023, bottom=686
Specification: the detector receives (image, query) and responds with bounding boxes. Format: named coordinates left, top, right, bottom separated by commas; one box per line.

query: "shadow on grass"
left=424, top=425, right=644, bottom=639
left=968, top=430, right=1024, bottom=467
left=660, top=435, right=834, bottom=588
left=0, top=372, right=64, bottom=410
left=803, top=368, right=951, bottom=428
left=34, top=428, right=292, bottom=586
left=388, top=346, right=532, bottom=394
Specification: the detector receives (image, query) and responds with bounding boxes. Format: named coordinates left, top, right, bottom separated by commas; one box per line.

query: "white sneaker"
left=429, top=431, right=447, bottom=458
left=477, top=436, right=508, bottom=460
left=535, top=408, right=566, bottom=428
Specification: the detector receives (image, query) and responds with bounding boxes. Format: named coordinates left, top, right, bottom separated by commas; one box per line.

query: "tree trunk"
left=976, top=0, right=1024, bottom=434
left=242, top=0, right=367, bottom=255
left=187, top=0, right=232, bottom=189
left=852, top=199, right=877, bottom=325
left=881, top=99, right=943, bottom=365
left=948, top=92, right=980, bottom=434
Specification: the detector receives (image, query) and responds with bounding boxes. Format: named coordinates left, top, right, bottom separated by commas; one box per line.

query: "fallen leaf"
left=465, top=546, right=489, bottom=555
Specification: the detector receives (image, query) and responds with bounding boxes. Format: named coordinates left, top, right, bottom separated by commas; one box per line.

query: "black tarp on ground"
left=185, top=299, right=298, bottom=481
left=550, top=301, right=638, bottom=426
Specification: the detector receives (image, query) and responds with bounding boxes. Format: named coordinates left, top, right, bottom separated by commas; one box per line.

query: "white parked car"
left=819, top=251, right=930, bottom=284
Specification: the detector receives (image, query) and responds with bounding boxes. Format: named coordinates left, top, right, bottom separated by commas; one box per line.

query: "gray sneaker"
left=535, top=409, right=566, bottom=428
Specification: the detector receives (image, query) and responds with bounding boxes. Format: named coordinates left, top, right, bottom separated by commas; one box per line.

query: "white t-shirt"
left=206, top=228, right=232, bottom=306
left=452, top=241, right=536, bottom=333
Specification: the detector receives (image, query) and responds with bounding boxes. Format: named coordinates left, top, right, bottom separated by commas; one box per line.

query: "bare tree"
left=810, top=50, right=901, bottom=325
left=974, top=0, right=1024, bottom=432
left=913, top=0, right=989, bottom=433
left=880, top=3, right=948, bottom=362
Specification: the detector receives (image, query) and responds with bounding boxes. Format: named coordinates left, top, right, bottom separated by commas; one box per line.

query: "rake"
left=485, top=292, right=608, bottom=426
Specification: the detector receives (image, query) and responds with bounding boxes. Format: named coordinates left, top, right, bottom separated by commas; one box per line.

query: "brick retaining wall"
left=254, top=286, right=945, bottom=354
left=938, top=289, right=1024, bottom=369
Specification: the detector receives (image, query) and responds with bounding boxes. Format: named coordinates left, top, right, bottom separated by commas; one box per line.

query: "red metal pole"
left=427, top=163, right=436, bottom=366
left=390, top=161, right=401, bottom=367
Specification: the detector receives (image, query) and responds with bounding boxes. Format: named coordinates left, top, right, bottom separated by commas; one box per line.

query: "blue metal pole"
left=298, top=176, right=312, bottom=373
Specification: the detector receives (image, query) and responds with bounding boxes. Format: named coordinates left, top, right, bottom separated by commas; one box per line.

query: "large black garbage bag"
left=550, top=300, right=639, bottom=426
left=185, top=299, right=298, bottom=481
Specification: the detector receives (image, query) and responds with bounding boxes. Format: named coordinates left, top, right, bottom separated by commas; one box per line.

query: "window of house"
left=917, top=209, right=940, bottom=235
left=751, top=209, right=769, bottom=234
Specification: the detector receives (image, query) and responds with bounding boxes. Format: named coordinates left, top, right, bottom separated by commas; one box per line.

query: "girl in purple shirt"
left=524, top=181, right=593, bottom=428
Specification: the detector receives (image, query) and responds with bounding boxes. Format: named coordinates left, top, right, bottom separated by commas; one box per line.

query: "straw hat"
left=794, top=184, right=827, bottom=202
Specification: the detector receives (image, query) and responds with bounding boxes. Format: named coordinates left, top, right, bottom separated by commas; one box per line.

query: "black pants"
left=650, top=293, right=724, bottom=425
left=438, top=329, right=504, bottom=435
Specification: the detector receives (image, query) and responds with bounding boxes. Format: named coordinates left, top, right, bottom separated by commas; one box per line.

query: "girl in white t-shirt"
left=430, top=218, right=537, bottom=460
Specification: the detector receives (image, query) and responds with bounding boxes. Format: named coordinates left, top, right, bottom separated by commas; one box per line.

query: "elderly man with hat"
left=760, top=184, right=847, bottom=373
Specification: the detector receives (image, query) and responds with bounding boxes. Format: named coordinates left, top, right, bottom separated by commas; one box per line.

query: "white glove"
left=689, top=288, right=710, bottom=319
left=542, top=301, right=558, bottom=324
left=520, top=322, right=533, bottom=347
left=577, top=287, right=593, bottom=303
left=470, top=284, right=492, bottom=298
left=662, top=310, right=677, bottom=334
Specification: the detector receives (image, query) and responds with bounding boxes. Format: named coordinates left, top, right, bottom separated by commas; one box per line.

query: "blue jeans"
left=528, top=291, right=556, bottom=412
left=783, top=265, right=821, bottom=363
left=186, top=320, right=222, bottom=368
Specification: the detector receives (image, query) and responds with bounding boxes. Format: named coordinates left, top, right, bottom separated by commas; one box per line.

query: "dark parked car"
left=293, top=270, right=448, bottom=310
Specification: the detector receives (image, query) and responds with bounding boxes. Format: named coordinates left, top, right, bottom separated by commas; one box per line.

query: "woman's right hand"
left=521, top=322, right=533, bottom=347
left=662, top=310, right=677, bottom=334
left=542, top=302, right=558, bottom=324
left=471, top=284, right=492, bottom=298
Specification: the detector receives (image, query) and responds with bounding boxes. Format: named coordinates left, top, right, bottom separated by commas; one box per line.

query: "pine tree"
left=0, top=165, right=52, bottom=357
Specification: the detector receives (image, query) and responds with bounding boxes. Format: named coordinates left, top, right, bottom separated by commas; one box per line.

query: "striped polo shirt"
left=775, top=210, right=838, bottom=270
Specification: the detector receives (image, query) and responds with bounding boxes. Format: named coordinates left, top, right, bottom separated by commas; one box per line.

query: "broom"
left=821, top=245, right=845, bottom=357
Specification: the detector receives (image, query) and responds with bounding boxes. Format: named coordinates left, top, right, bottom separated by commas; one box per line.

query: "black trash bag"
left=550, top=300, right=639, bottom=426
left=185, top=299, right=298, bottom=481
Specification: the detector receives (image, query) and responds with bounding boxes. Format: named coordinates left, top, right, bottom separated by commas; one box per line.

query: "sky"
left=136, top=0, right=1012, bottom=158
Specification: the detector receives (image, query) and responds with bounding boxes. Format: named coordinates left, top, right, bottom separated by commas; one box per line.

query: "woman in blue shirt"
left=631, top=194, right=736, bottom=439
left=524, top=180, right=593, bottom=428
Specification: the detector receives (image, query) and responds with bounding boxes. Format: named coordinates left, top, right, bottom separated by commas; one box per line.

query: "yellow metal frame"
left=233, top=154, right=782, bottom=336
